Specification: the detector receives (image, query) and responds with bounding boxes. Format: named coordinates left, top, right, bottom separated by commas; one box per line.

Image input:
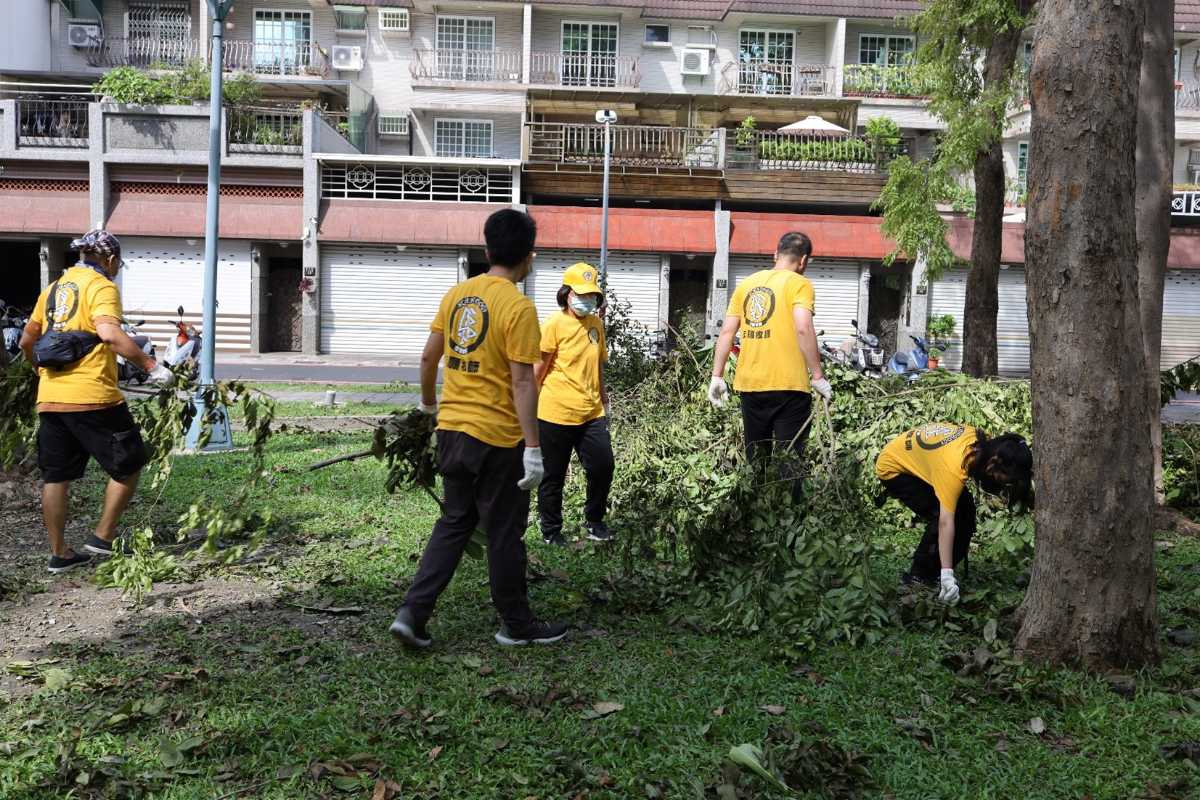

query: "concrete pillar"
left=522, top=4, right=532, bottom=84
left=710, top=209, right=731, bottom=337
left=250, top=243, right=266, bottom=354
left=857, top=262, right=871, bottom=329
left=88, top=103, right=107, bottom=228
left=657, top=254, right=670, bottom=332
left=0, top=100, right=17, bottom=153
left=902, top=255, right=930, bottom=345
left=301, top=110, right=321, bottom=354
left=39, top=238, right=67, bottom=289
left=828, top=19, right=847, bottom=97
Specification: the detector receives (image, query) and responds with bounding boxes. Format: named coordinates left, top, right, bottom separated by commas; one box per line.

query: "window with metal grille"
left=379, top=9, right=409, bottom=32
left=436, top=16, right=496, bottom=80
left=435, top=119, right=493, bottom=158
left=126, top=2, right=191, bottom=66
left=378, top=114, right=409, bottom=136
left=333, top=5, right=367, bottom=33
left=561, top=22, right=619, bottom=88
left=738, top=29, right=795, bottom=95
left=254, top=10, right=313, bottom=74
left=858, top=34, right=914, bottom=66
left=1017, top=142, right=1029, bottom=191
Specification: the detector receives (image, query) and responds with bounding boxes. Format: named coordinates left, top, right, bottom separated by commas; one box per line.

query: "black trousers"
left=881, top=474, right=977, bottom=581
left=740, top=391, right=813, bottom=497
left=537, top=417, right=614, bottom=536
left=404, top=430, right=533, bottom=629
left=37, top=403, right=148, bottom=483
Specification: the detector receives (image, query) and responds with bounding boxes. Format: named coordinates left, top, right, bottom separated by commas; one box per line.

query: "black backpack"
left=32, top=279, right=102, bottom=370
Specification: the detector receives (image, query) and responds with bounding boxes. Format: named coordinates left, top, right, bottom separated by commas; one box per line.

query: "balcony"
left=227, top=106, right=304, bottom=154
left=843, top=64, right=932, bottom=99
left=529, top=52, right=641, bottom=89
left=84, top=37, right=329, bottom=79
left=320, top=159, right=516, bottom=203
left=1178, top=82, right=1200, bottom=110
left=524, top=122, right=723, bottom=175
left=1172, top=190, right=1200, bottom=218
left=17, top=98, right=89, bottom=148
left=719, top=61, right=837, bottom=98
left=727, top=131, right=901, bottom=175
left=410, top=49, right=524, bottom=84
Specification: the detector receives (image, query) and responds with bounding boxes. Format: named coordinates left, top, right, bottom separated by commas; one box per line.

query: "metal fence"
left=410, top=49, right=524, bottom=83
left=726, top=130, right=903, bottom=174
left=842, top=64, right=931, bottom=98
left=1178, top=82, right=1200, bottom=110
left=227, top=106, right=304, bottom=153
left=723, top=61, right=836, bottom=97
left=526, top=123, right=722, bottom=172
left=321, top=162, right=515, bottom=203
left=222, top=39, right=328, bottom=78
left=85, top=36, right=199, bottom=68
left=529, top=52, right=640, bottom=89
left=17, top=98, right=90, bottom=147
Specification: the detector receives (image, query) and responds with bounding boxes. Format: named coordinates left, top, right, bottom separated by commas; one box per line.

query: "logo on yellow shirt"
left=743, top=287, right=776, bottom=328
left=588, top=327, right=599, bottom=344
left=449, top=296, right=490, bottom=355
left=50, top=283, right=81, bottom=331
left=908, top=423, right=967, bottom=451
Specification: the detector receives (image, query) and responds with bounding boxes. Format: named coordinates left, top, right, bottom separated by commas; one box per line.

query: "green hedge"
left=758, top=138, right=873, bottom=164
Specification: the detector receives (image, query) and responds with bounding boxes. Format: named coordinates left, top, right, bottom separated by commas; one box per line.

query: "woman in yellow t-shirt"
left=875, top=424, right=1032, bottom=605
left=533, top=262, right=614, bottom=546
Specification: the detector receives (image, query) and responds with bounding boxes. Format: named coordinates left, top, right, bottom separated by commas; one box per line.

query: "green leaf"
left=727, top=744, right=792, bottom=794
left=983, top=618, right=998, bottom=644
left=41, top=668, right=72, bottom=692
left=159, top=739, right=184, bottom=768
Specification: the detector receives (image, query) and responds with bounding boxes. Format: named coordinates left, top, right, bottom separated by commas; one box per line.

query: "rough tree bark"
left=1137, top=0, right=1174, bottom=503
left=961, top=26, right=1023, bottom=378
left=1015, top=0, right=1159, bottom=668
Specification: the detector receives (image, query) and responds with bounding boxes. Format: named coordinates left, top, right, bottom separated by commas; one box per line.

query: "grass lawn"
left=242, top=382, right=418, bottom=395
left=1, top=424, right=1198, bottom=799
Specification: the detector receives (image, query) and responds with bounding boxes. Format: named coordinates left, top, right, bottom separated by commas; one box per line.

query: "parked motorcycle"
left=887, top=334, right=950, bottom=381
left=116, top=318, right=154, bottom=384
left=0, top=300, right=29, bottom=363
left=817, top=329, right=852, bottom=368
left=838, top=319, right=886, bottom=378
left=164, top=305, right=201, bottom=379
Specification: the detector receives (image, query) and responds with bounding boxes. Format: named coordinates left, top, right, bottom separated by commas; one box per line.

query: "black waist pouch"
left=33, top=331, right=102, bottom=369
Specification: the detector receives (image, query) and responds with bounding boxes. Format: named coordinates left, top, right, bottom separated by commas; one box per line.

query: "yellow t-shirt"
left=28, top=265, right=124, bottom=407
left=538, top=309, right=608, bottom=426
left=432, top=274, right=541, bottom=448
left=726, top=269, right=816, bottom=393
left=875, top=423, right=980, bottom=511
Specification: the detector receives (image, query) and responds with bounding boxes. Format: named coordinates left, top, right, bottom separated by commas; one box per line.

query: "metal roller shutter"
left=117, top=237, right=252, bottom=353
left=729, top=256, right=861, bottom=347
left=320, top=245, right=459, bottom=356
left=530, top=250, right=663, bottom=332
left=1163, top=269, right=1200, bottom=368
left=929, top=266, right=1030, bottom=375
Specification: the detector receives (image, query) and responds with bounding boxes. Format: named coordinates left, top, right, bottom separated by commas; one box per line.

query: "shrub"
left=758, top=137, right=872, bottom=164
left=93, top=63, right=261, bottom=106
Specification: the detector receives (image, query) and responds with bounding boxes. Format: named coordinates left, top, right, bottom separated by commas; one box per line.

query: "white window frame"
left=434, top=118, right=494, bottom=159
left=686, top=25, right=716, bottom=49
left=378, top=8, right=410, bottom=33
left=858, top=33, right=916, bottom=66
left=435, top=15, right=496, bottom=51
left=643, top=23, right=671, bottom=48
left=332, top=4, right=367, bottom=35
left=253, top=8, right=314, bottom=72
left=738, top=28, right=796, bottom=95
left=378, top=113, right=409, bottom=136
left=560, top=20, right=621, bottom=87
left=1017, top=141, right=1029, bottom=191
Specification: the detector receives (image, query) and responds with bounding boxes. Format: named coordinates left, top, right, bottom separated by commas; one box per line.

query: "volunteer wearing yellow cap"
left=709, top=232, right=831, bottom=481
left=533, top=262, right=614, bottom=546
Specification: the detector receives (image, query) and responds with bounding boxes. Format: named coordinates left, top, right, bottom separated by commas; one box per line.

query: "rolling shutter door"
left=1163, top=269, right=1200, bottom=368
left=529, top=250, right=663, bottom=332
left=320, top=245, right=459, bottom=356
left=118, top=237, right=252, bottom=352
left=929, top=266, right=1030, bottom=375
left=729, top=256, right=861, bottom=346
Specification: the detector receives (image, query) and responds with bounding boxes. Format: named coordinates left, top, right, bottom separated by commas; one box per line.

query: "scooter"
left=164, top=305, right=201, bottom=379
left=887, top=334, right=949, bottom=381
left=116, top=318, right=154, bottom=384
left=839, top=319, right=886, bottom=378
left=817, top=329, right=852, bottom=368
left=1, top=300, right=28, bottom=363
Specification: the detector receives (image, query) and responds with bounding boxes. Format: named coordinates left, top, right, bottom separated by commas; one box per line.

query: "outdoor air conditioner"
left=331, top=45, right=364, bottom=72
left=680, top=47, right=710, bottom=76
left=67, top=23, right=100, bottom=48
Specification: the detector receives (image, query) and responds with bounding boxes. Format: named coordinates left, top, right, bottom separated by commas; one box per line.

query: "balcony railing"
left=227, top=106, right=304, bottom=154
left=525, top=123, right=722, bottom=172
left=529, top=52, right=640, bottom=89
left=720, top=61, right=836, bottom=97
left=85, top=36, right=199, bottom=68
left=321, top=161, right=515, bottom=203
left=223, top=39, right=329, bottom=78
left=1172, top=191, right=1200, bottom=217
left=843, top=63, right=932, bottom=98
left=1178, top=82, right=1200, bottom=110
left=410, top=49, right=524, bottom=83
left=17, top=98, right=89, bottom=147
left=726, top=131, right=903, bottom=175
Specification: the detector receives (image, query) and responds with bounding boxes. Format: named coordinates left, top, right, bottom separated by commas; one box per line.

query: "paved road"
left=1165, top=391, right=1200, bottom=424
left=215, top=363, right=421, bottom=384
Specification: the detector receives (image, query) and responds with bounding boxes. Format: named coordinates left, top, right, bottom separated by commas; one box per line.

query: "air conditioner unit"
left=378, top=113, right=409, bottom=136
left=331, top=45, right=364, bottom=72
left=67, top=23, right=100, bottom=48
left=680, top=47, right=710, bottom=76
left=378, top=8, right=410, bottom=33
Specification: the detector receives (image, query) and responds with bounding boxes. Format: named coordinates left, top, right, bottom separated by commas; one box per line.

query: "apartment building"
left=1, top=0, right=1198, bottom=373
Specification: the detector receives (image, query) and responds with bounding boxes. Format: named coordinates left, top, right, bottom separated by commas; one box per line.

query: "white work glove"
left=147, top=363, right=175, bottom=387
left=517, top=446, right=544, bottom=491
left=603, top=398, right=612, bottom=418
left=811, top=377, right=832, bottom=402
left=708, top=376, right=730, bottom=408
left=417, top=399, right=437, bottom=419
left=938, top=569, right=960, bottom=605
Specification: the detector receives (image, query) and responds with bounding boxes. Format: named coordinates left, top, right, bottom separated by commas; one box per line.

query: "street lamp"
left=594, top=108, right=616, bottom=283
left=185, top=0, right=237, bottom=452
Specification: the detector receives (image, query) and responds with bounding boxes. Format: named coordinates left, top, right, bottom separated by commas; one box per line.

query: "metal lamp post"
left=594, top=109, right=616, bottom=283
left=185, top=0, right=237, bottom=451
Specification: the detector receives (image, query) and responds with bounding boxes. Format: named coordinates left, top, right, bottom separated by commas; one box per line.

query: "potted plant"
left=732, top=116, right=758, bottom=168
left=927, top=345, right=944, bottom=369
left=925, top=313, right=956, bottom=369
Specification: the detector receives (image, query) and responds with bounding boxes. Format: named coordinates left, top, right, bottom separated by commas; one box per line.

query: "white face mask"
left=569, top=295, right=598, bottom=316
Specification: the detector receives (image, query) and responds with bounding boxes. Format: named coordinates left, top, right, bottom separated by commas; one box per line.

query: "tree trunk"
left=962, top=26, right=1023, bottom=378
left=1015, top=0, right=1158, bottom=668
left=1136, top=0, right=1174, bottom=503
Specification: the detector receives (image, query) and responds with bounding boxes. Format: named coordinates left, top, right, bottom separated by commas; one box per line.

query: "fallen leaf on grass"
left=983, top=618, right=998, bottom=644
left=583, top=701, right=624, bottom=719
left=712, top=706, right=725, bottom=717
left=427, top=745, right=443, bottom=762
left=1161, top=741, right=1200, bottom=761
left=275, top=765, right=304, bottom=780
left=159, top=740, right=184, bottom=768
left=41, top=667, right=72, bottom=692
left=894, top=717, right=933, bottom=746
left=1027, top=717, right=1046, bottom=736
left=295, top=604, right=365, bottom=615
left=759, top=705, right=786, bottom=716
left=726, top=744, right=790, bottom=794
left=490, top=738, right=508, bottom=751
left=478, top=665, right=494, bottom=677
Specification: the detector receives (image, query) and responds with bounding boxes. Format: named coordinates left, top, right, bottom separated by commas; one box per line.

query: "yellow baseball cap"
left=562, top=262, right=603, bottom=296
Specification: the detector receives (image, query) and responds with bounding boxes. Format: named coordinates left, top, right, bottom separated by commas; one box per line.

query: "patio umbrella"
left=777, top=115, right=850, bottom=135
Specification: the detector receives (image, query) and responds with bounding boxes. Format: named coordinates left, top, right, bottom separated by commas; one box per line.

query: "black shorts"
left=37, top=404, right=149, bottom=483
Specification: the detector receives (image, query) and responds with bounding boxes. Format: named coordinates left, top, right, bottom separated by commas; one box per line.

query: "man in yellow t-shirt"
left=533, top=262, right=613, bottom=546
left=391, top=209, right=567, bottom=650
left=709, top=232, right=832, bottom=479
left=876, top=423, right=1033, bottom=604
left=18, top=229, right=173, bottom=575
